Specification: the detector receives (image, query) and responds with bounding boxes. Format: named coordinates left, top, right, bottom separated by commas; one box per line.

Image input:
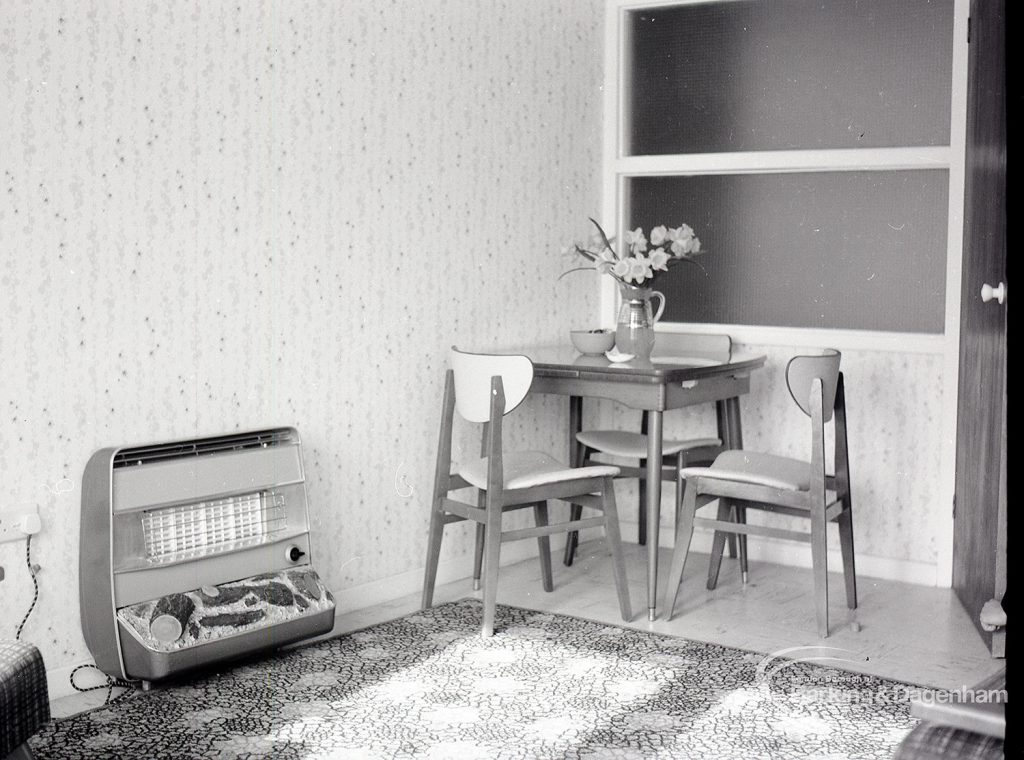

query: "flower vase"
left=614, top=284, right=666, bottom=362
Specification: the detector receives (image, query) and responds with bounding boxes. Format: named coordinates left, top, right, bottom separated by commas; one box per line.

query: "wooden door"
left=953, top=0, right=1007, bottom=657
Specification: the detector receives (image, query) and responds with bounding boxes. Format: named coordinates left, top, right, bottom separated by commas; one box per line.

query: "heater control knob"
left=286, top=545, right=306, bottom=564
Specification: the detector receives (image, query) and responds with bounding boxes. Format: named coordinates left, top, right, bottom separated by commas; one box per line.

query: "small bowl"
left=570, top=329, right=615, bottom=355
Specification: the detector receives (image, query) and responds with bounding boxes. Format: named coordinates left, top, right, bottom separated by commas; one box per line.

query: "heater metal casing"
left=80, top=427, right=336, bottom=682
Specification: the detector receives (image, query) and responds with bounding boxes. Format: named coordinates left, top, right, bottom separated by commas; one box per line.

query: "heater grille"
left=140, top=491, right=287, bottom=563
left=113, top=429, right=296, bottom=468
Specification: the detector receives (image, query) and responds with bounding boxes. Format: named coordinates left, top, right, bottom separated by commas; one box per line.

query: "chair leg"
left=638, top=472, right=647, bottom=546
left=734, top=504, right=749, bottom=583
left=421, top=497, right=446, bottom=610
left=810, top=507, right=830, bottom=638
left=472, top=491, right=486, bottom=590
left=563, top=504, right=583, bottom=566
left=563, top=444, right=590, bottom=567
left=534, top=501, right=554, bottom=592
left=472, top=522, right=485, bottom=591
left=480, top=503, right=503, bottom=637
left=838, top=505, right=857, bottom=610
left=664, top=480, right=699, bottom=620
left=723, top=396, right=744, bottom=560
left=600, top=477, right=632, bottom=621
left=706, top=499, right=731, bottom=590
left=674, top=455, right=685, bottom=528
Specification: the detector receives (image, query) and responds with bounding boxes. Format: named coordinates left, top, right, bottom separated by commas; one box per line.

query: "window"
left=609, top=0, right=958, bottom=333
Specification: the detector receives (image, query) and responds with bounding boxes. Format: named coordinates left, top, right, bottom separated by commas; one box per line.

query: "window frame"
left=600, top=0, right=968, bottom=354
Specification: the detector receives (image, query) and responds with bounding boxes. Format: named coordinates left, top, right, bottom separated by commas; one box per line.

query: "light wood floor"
left=347, top=541, right=1004, bottom=690
left=52, top=541, right=1004, bottom=719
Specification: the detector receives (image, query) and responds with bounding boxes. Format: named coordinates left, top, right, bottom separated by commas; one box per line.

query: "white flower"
left=561, top=219, right=702, bottom=284
left=671, top=236, right=698, bottom=256
left=625, top=255, right=653, bottom=283
left=669, top=224, right=695, bottom=242
left=624, top=227, right=648, bottom=254
left=648, top=247, right=670, bottom=271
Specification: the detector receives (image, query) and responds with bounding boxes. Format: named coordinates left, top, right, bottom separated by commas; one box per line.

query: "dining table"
left=506, top=343, right=768, bottom=621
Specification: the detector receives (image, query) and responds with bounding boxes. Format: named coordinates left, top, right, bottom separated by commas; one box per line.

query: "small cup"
left=570, top=329, right=615, bottom=356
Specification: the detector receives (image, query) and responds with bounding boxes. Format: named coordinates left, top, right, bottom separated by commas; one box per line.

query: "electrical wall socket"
left=0, top=506, right=40, bottom=544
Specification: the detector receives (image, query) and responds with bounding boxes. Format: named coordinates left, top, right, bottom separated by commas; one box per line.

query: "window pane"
left=628, top=0, right=954, bottom=155
left=628, top=171, right=948, bottom=332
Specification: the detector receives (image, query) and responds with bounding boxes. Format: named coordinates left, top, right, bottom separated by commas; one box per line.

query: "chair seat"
left=459, top=451, right=620, bottom=491
left=681, top=450, right=812, bottom=491
left=576, top=431, right=722, bottom=459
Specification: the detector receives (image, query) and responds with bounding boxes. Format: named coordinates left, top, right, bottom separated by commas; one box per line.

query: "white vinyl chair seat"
left=576, top=431, right=722, bottom=459
left=681, top=450, right=813, bottom=492
left=459, top=451, right=620, bottom=491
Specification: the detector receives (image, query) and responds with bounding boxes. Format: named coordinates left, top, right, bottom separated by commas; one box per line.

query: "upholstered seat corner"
left=0, top=639, right=50, bottom=759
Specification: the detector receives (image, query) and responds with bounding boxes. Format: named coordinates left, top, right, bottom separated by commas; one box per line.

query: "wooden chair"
left=662, top=348, right=856, bottom=638
left=421, top=347, right=632, bottom=636
left=563, top=332, right=732, bottom=566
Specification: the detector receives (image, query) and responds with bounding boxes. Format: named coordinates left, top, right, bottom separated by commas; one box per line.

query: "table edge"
left=530, top=354, right=767, bottom=384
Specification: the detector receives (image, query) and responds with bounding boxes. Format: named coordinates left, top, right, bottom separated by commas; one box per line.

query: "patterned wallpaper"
left=0, top=0, right=604, bottom=672
left=1, top=0, right=948, bottom=683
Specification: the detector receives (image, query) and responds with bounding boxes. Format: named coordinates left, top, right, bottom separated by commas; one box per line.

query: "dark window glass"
left=628, top=171, right=948, bottom=332
left=628, top=0, right=954, bottom=154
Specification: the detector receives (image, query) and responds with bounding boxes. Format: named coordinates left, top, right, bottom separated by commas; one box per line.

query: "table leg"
left=715, top=401, right=738, bottom=560
left=638, top=412, right=649, bottom=545
left=563, top=395, right=584, bottom=566
left=569, top=395, right=583, bottom=463
left=646, top=410, right=663, bottom=621
left=725, top=396, right=749, bottom=575
left=724, top=396, right=744, bottom=448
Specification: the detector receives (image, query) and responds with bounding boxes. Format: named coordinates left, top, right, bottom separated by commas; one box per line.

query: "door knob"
left=981, top=282, right=1005, bottom=304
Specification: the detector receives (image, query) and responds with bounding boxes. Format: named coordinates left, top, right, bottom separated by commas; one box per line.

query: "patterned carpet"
left=32, top=600, right=916, bottom=759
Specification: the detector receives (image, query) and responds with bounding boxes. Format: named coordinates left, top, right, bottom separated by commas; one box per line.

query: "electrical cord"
left=12, top=533, right=139, bottom=706
left=15, top=534, right=39, bottom=640
left=69, top=664, right=139, bottom=706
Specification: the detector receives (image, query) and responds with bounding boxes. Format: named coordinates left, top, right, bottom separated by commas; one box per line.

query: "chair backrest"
left=652, top=331, right=732, bottom=358
left=785, top=349, right=841, bottom=422
left=450, top=347, right=534, bottom=423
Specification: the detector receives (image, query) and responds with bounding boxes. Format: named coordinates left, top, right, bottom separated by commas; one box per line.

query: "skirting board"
left=326, top=536, right=557, bottom=638
left=325, top=522, right=936, bottom=633
left=615, top=519, right=939, bottom=587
